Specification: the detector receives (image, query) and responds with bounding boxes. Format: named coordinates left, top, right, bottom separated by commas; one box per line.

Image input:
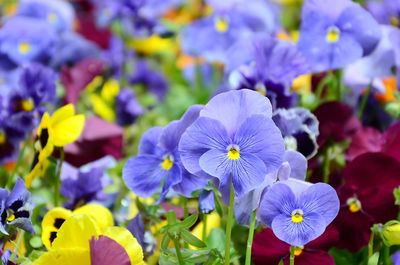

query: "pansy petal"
left=157, top=164, right=182, bottom=203
left=200, top=90, right=272, bottom=137
left=90, top=235, right=131, bottom=265
left=258, top=183, right=297, bottom=227
left=271, top=212, right=326, bottom=246
left=31, top=248, right=89, bottom=265
left=173, top=168, right=209, bottom=197
left=179, top=117, right=230, bottom=178
left=52, top=114, right=85, bottom=147
left=199, top=149, right=231, bottom=184
left=138, top=127, right=163, bottom=155
left=122, top=155, right=165, bottom=199
left=284, top=151, right=307, bottom=180
left=234, top=115, right=285, bottom=173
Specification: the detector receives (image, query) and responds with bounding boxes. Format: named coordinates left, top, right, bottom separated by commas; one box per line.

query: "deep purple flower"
left=17, top=0, right=75, bottom=33
left=0, top=178, right=35, bottom=235
left=102, top=36, right=134, bottom=79
left=0, top=117, right=22, bottom=165
left=298, top=0, right=381, bottom=72
left=129, top=60, right=168, bottom=101
left=258, top=181, right=339, bottom=246
left=367, top=0, right=400, bottom=28
left=123, top=105, right=209, bottom=202
left=273, top=108, right=319, bottom=159
left=116, top=88, right=144, bottom=126
left=0, top=16, right=57, bottom=65
left=226, top=37, right=310, bottom=110
left=179, top=90, right=285, bottom=199
left=127, top=213, right=145, bottom=250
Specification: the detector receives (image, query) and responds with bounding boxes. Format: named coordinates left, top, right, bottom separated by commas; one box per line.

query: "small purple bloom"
left=298, top=0, right=381, bottom=72
left=199, top=189, right=215, bottom=214
left=127, top=213, right=145, bottom=250
left=393, top=251, right=400, bottom=265
left=272, top=107, right=319, bottom=159
left=102, top=36, right=133, bottom=79
left=367, top=0, right=400, bottom=28
left=179, top=90, right=285, bottom=198
left=123, top=105, right=208, bottom=202
left=226, top=37, right=310, bottom=110
left=258, top=181, right=339, bottom=246
left=116, top=88, right=144, bottom=126
left=0, top=178, right=35, bottom=235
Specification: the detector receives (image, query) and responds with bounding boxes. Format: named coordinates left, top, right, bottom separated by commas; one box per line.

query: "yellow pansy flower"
left=383, top=222, right=400, bottom=245
left=129, top=35, right=176, bottom=55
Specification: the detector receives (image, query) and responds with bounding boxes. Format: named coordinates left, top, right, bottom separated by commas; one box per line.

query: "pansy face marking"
left=291, top=209, right=304, bottom=223
left=18, top=42, right=31, bottom=54
left=161, top=154, right=174, bottom=171
left=47, top=13, right=58, bottom=23
left=346, top=197, right=361, bottom=213
left=214, top=16, right=229, bottom=33
left=255, top=82, right=267, bottom=96
left=0, top=131, right=6, bottom=145
left=294, top=246, right=304, bottom=256
left=326, top=26, right=341, bottom=43
left=227, top=144, right=240, bottom=160
left=390, top=16, right=400, bottom=27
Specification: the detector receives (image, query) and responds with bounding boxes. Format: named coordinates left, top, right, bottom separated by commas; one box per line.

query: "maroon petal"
left=382, top=121, right=400, bottom=162
left=347, top=127, right=382, bottom=161
left=252, top=228, right=290, bottom=265
left=314, top=101, right=361, bottom=147
left=306, top=224, right=339, bottom=251
left=90, top=235, right=131, bottom=265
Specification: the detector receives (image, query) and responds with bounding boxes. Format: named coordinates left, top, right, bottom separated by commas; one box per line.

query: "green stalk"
left=173, top=238, right=185, bottom=265
left=336, top=68, right=344, bottom=101
left=224, top=178, right=235, bottom=265
left=290, top=246, right=295, bottom=265
left=245, top=210, right=257, bottom=265
left=54, top=148, right=64, bottom=206
left=368, top=231, right=375, bottom=259
left=358, top=81, right=372, bottom=119
left=313, top=73, right=333, bottom=109
left=183, top=197, right=189, bottom=219
left=202, top=213, right=208, bottom=241
left=9, top=230, right=24, bottom=261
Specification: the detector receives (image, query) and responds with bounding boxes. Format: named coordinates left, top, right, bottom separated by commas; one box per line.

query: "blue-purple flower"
left=179, top=89, right=285, bottom=199
left=367, top=0, right=400, bottom=28
left=258, top=181, right=339, bottom=246
left=226, top=37, right=310, bottom=110
left=0, top=178, right=35, bottom=235
left=272, top=108, right=319, bottom=159
left=116, top=89, right=144, bottom=126
left=298, top=0, right=381, bottom=72
left=199, top=189, right=215, bottom=214
left=123, top=105, right=208, bottom=202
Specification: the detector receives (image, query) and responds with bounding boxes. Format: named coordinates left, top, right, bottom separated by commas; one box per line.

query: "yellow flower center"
left=0, top=133, right=6, bottom=145
left=291, top=209, right=304, bottom=223
left=390, top=16, right=400, bottom=27
left=47, top=12, right=58, bottom=23
left=215, top=16, right=229, bottom=33
left=294, top=246, right=304, bottom=256
left=326, top=26, right=340, bottom=43
left=18, top=42, right=31, bottom=54
left=7, top=211, right=15, bottom=222
left=227, top=145, right=240, bottom=160
left=347, top=197, right=361, bottom=213
left=21, top=98, right=34, bottom=112
left=161, top=155, right=174, bottom=170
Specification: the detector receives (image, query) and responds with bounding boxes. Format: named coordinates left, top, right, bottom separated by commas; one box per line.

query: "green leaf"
left=180, top=230, right=206, bottom=248
left=368, top=252, right=379, bottom=265
left=179, top=214, right=198, bottom=229
left=161, top=234, right=171, bottom=250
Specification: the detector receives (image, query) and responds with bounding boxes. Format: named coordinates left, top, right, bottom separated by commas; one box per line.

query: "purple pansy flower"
left=298, top=0, right=381, bottom=72
left=367, top=0, right=400, bottom=28
left=258, top=180, right=339, bottom=246
left=226, top=37, right=310, bottom=110
left=115, top=88, right=144, bottom=126
left=0, top=16, right=57, bottom=66
left=199, top=189, right=215, bottom=214
left=123, top=105, right=209, bottom=202
left=179, top=89, right=285, bottom=199
left=0, top=178, right=35, bottom=235
left=272, top=108, right=319, bottom=159
left=0, top=116, right=23, bottom=165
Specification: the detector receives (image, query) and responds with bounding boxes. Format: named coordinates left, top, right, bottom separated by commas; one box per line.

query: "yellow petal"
left=73, top=204, right=114, bottom=230
left=52, top=114, right=85, bottom=147
left=42, top=207, right=73, bottom=249
left=50, top=104, right=75, bottom=126
left=52, top=215, right=100, bottom=250
left=31, top=248, right=90, bottom=265
left=102, top=226, right=145, bottom=265
left=90, top=94, right=115, bottom=122
left=101, top=79, right=120, bottom=102
left=383, top=224, right=400, bottom=245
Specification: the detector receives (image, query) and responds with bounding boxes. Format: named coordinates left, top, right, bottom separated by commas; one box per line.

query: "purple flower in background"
left=0, top=16, right=57, bottom=66
left=226, top=37, right=310, bottom=110
left=123, top=105, right=208, bottom=202
left=298, top=0, right=381, bottom=72
left=179, top=90, right=285, bottom=199
left=17, top=0, right=75, bottom=33
left=258, top=181, right=339, bottom=246
left=130, top=60, right=168, bottom=101
left=393, top=251, right=400, bottom=265
left=199, top=189, right=215, bottom=214
left=0, top=178, right=35, bottom=235
left=102, top=37, right=134, bottom=79
left=116, top=89, right=144, bottom=126
left=272, top=108, right=319, bottom=159
left=367, top=0, right=400, bottom=28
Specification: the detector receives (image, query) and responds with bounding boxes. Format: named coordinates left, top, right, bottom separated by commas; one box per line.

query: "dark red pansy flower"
left=64, top=116, right=123, bottom=167
left=334, top=152, right=400, bottom=252
left=252, top=225, right=338, bottom=265
left=90, top=235, right=131, bottom=265
left=61, top=59, right=104, bottom=105
left=313, top=101, right=361, bottom=147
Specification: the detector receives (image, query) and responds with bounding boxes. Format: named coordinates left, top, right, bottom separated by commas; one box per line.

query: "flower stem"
left=336, top=68, right=344, bottom=101
left=368, top=231, right=375, bottom=258
left=183, top=197, right=189, bottom=219
left=313, top=73, right=333, bottom=109
left=202, top=213, right=207, bottom=241
left=54, top=148, right=64, bottom=206
left=9, top=230, right=24, bottom=261
left=323, top=147, right=331, bottom=184
left=224, top=178, right=235, bottom=265
left=358, top=81, right=372, bottom=120
left=173, top=238, right=185, bottom=265
left=245, top=209, right=257, bottom=265
left=290, top=246, right=295, bottom=265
